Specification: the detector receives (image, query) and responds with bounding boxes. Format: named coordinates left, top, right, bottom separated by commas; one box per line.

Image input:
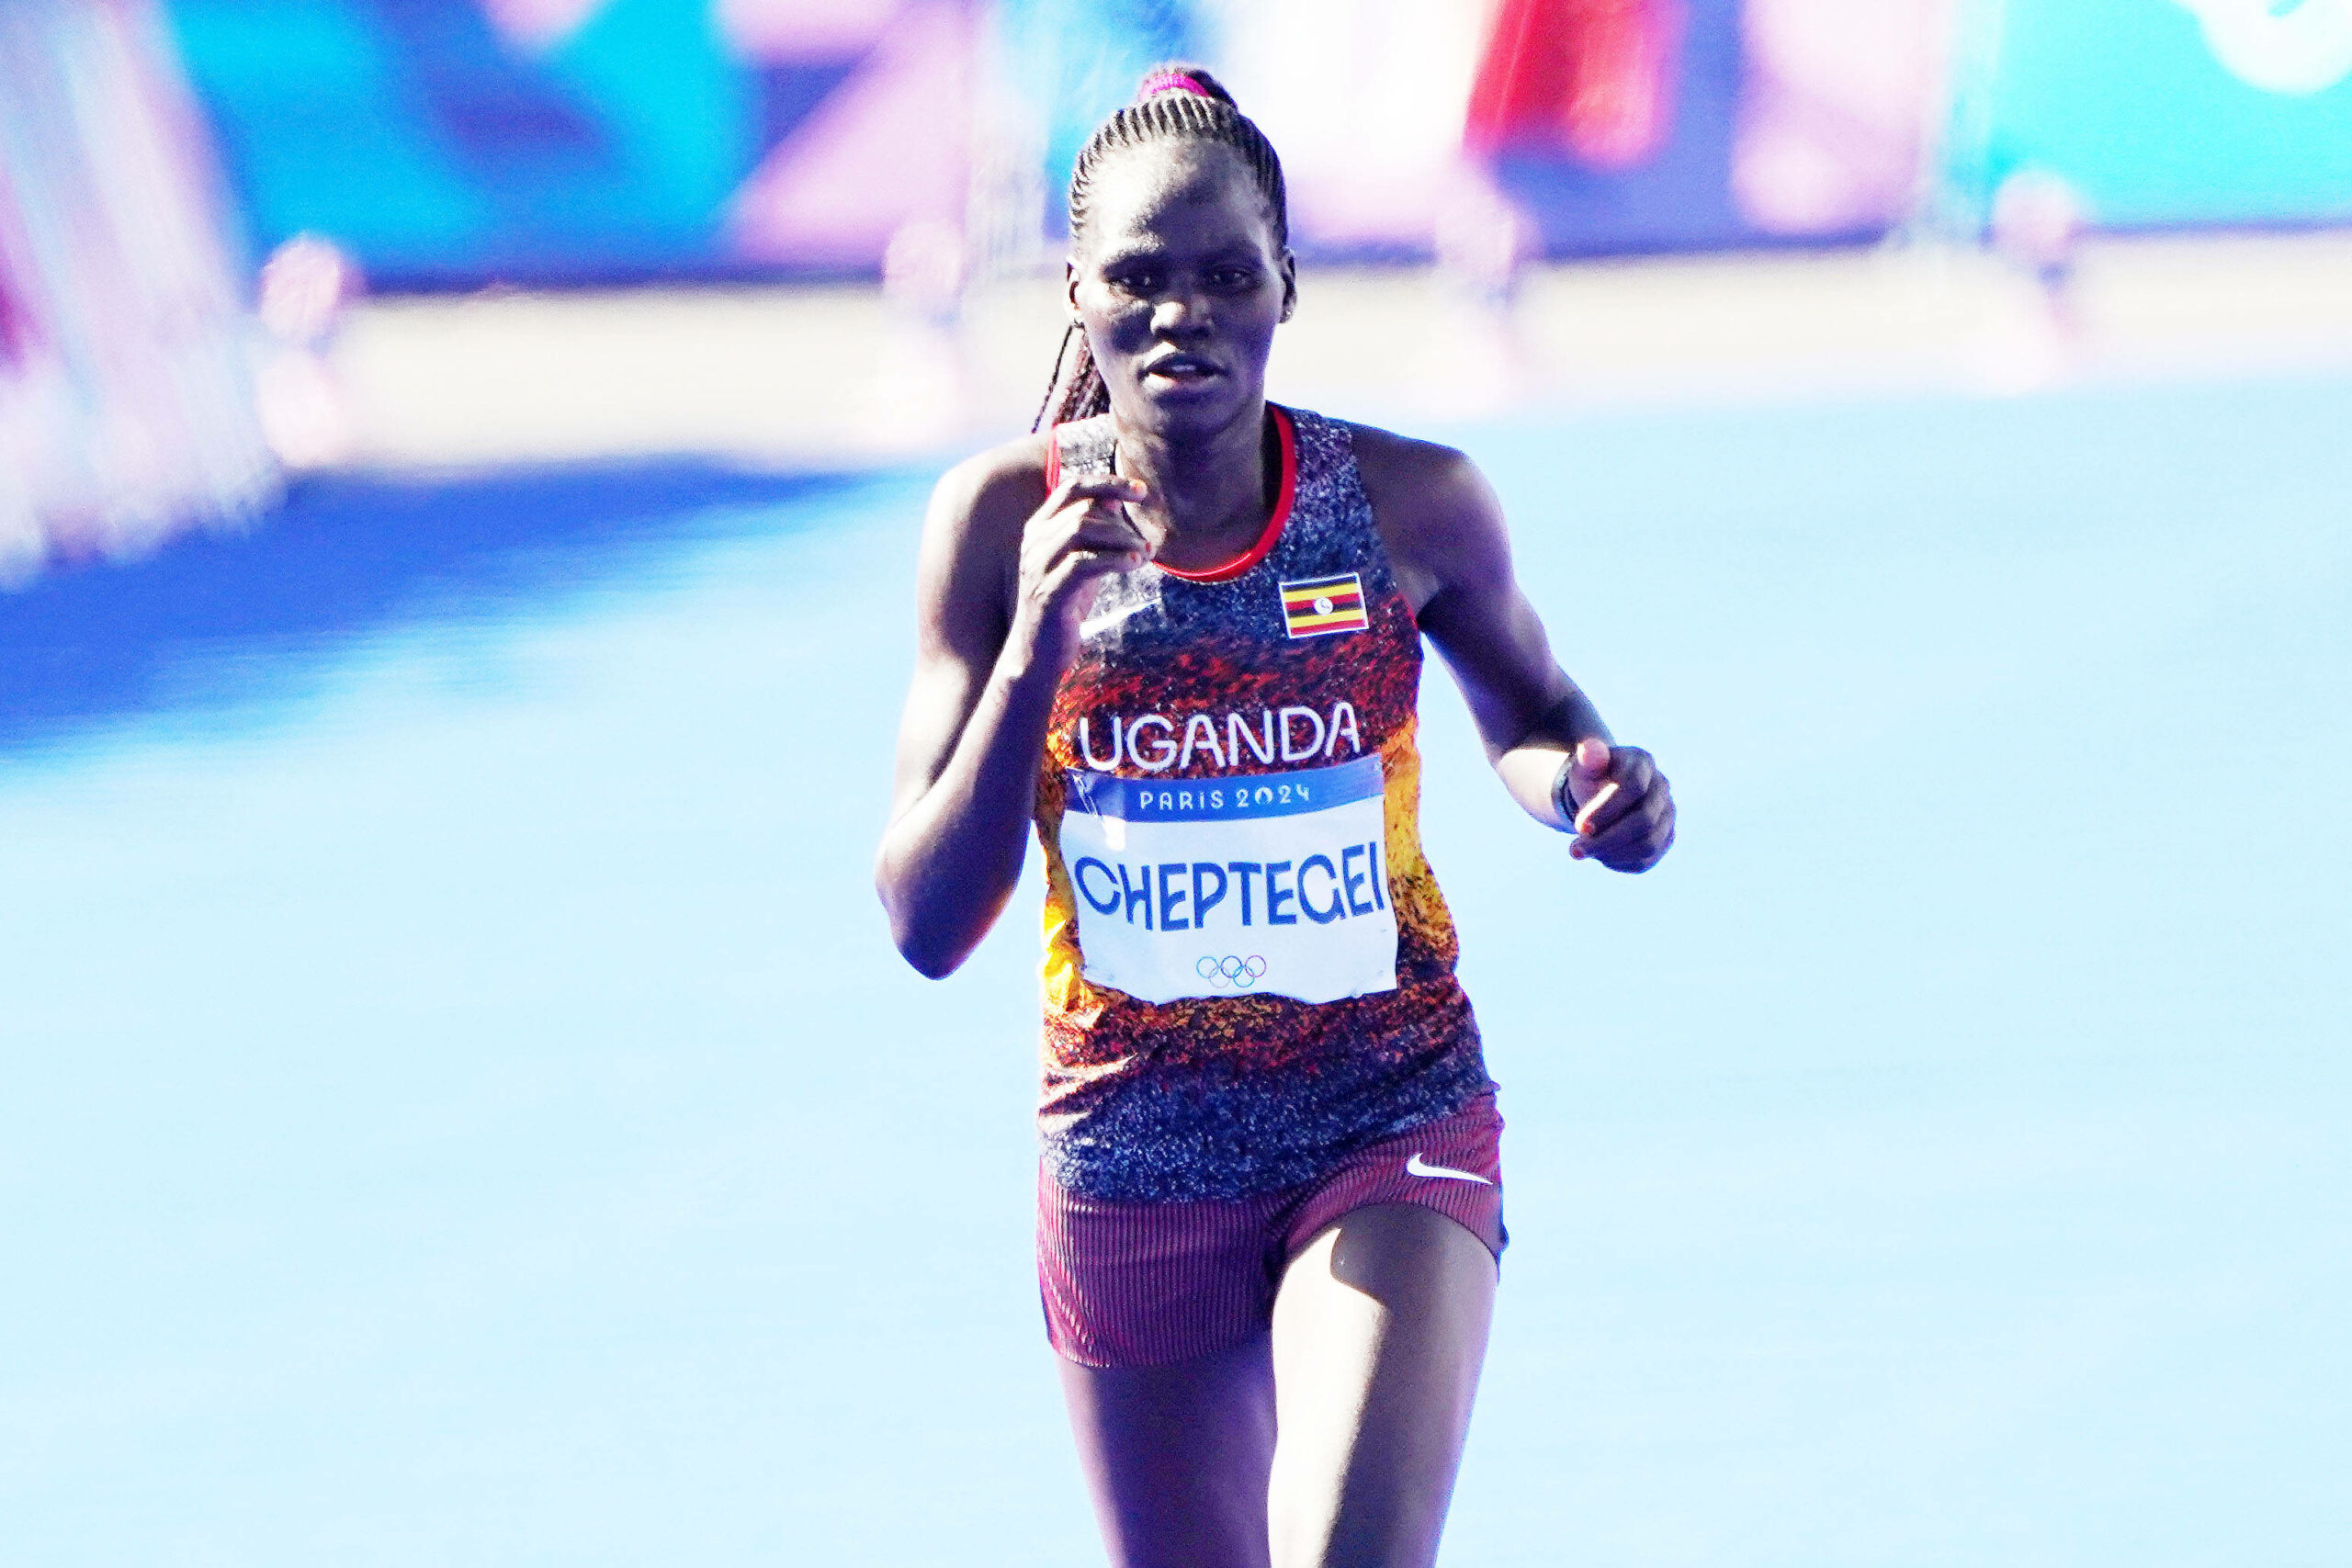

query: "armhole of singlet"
left=1158, top=404, right=1297, bottom=584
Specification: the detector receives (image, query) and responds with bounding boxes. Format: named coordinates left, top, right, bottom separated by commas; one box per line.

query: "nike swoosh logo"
left=1405, top=1153, right=1493, bottom=1186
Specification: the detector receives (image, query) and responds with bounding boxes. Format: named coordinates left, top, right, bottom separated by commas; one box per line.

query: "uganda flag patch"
left=1279, top=572, right=1370, bottom=638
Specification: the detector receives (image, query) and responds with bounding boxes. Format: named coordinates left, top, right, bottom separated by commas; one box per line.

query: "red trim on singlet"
left=1159, top=404, right=1296, bottom=583
left=1043, top=406, right=1298, bottom=586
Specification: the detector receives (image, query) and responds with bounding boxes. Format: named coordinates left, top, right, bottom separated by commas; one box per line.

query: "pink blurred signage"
left=1733, top=0, right=1953, bottom=234
left=728, top=0, right=974, bottom=270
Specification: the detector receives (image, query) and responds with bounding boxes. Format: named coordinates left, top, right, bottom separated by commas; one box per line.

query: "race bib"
left=1057, top=754, right=1398, bottom=1005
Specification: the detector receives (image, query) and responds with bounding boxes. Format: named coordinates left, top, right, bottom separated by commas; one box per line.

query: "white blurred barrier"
left=0, top=0, right=275, bottom=581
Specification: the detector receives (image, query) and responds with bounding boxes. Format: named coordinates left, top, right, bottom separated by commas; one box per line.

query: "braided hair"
left=1033, top=65, right=1291, bottom=432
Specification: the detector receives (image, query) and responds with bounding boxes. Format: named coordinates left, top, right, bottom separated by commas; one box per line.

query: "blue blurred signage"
left=1955, top=0, right=2352, bottom=228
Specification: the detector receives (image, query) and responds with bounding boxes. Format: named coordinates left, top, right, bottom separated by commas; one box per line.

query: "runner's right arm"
left=876, top=444, right=1153, bottom=977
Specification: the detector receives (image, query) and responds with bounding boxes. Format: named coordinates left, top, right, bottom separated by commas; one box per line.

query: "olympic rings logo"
left=1197, top=954, right=1269, bottom=989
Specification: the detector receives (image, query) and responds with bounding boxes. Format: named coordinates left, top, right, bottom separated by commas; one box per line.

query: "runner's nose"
left=1150, top=291, right=1212, bottom=340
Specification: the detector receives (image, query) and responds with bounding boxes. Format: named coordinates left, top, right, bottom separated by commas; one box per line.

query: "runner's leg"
left=1057, top=1329, right=1279, bottom=1568
left=1265, top=1203, right=1497, bottom=1568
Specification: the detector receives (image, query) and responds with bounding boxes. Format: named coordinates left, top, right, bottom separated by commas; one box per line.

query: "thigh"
left=1266, top=1203, right=1498, bottom=1568
left=1057, top=1331, right=1279, bottom=1568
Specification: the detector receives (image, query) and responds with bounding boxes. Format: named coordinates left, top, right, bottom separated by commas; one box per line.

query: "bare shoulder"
left=913, top=431, right=1051, bottom=649
left=1345, top=422, right=1483, bottom=506
left=1342, top=420, right=1512, bottom=603
left=927, top=430, right=1053, bottom=550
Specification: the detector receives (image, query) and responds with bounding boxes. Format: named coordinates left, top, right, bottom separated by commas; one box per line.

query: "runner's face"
left=1069, top=141, right=1294, bottom=436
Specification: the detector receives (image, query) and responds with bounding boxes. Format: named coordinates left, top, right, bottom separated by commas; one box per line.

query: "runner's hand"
left=1016, top=473, right=1154, bottom=653
left=1563, top=738, right=1674, bottom=873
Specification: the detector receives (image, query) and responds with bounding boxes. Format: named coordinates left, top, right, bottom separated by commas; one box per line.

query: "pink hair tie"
left=1138, top=69, right=1212, bottom=101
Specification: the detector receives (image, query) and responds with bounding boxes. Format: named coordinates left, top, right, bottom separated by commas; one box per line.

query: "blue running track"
left=3, top=375, right=2346, bottom=1564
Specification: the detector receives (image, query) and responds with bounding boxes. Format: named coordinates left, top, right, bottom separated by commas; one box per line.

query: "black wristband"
left=1552, top=752, right=1577, bottom=831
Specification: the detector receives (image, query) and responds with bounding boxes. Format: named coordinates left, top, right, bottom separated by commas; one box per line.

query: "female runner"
left=876, top=68, right=1674, bottom=1568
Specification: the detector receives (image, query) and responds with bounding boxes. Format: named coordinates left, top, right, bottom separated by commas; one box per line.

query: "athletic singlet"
left=1034, top=404, right=1494, bottom=1202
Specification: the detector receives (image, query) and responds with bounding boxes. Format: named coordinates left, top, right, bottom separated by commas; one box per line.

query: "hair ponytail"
left=1032, top=64, right=1289, bottom=433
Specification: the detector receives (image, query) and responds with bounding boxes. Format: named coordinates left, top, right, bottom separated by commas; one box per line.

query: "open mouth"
left=1142, top=354, right=1221, bottom=382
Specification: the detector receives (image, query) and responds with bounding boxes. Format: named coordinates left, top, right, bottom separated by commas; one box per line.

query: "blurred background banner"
left=1943, top=0, right=2352, bottom=231
left=150, top=0, right=2352, bottom=288
left=6, top=0, right=2345, bottom=542
left=0, top=0, right=274, bottom=572
left=162, top=0, right=981, bottom=287
left=1732, top=0, right=1953, bottom=238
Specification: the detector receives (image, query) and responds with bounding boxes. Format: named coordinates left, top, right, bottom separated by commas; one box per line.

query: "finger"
left=1044, top=550, right=1138, bottom=604
left=1032, top=476, right=1148, bottom=553
left=1577, top=748, right=1657, bottom=836
left=1067, top=529, right=1148, bottom=573
left=1577, top=788, right=1664, bottom=863
left=1033, top=494, right=1144, bottom=542
left=1600, top=806, right=1674, bottom=874
left=1566, top=737, right=1611, bottom=806
left=1029, top=505, right=1148, bottom=576
left=1067, top=512, right=1148, bottom=553
left=1571, top=780, right=1618, bottom=838
left=1057, top=474, right=1149, bottom=513
left=1586, top=791, right=1673, bottom=870
left=1585, top=784, right=1667, bottom=854
left=1058, top=543, right=1148, bottom=585
left=1046, top=471, right=1146, bottom=505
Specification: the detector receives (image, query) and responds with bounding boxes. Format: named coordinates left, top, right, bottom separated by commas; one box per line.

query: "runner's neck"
left=1112, top=402, right=1282, bottom=575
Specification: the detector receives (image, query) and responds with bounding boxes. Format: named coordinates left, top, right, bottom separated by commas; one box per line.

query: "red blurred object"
left=1465, top=0, right=1687, bottom=168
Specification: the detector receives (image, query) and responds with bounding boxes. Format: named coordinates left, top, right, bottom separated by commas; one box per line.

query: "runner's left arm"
left=1353, top=428, right=1674, bottom=873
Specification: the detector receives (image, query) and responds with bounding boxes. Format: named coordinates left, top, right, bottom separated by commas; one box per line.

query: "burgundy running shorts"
left=1037, top=1093, right=1506, bottom=1369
